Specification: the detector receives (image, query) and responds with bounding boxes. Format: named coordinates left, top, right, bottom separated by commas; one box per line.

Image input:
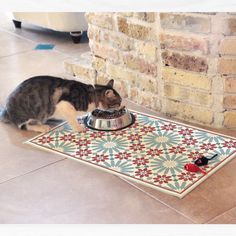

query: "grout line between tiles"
left=0, top=158, right=67, bottom=186
left=0, top=28, right=76, bottom=59
left=0, top=49, right=34, bottom=60
left=118, top=176, right=197, bottom=224
left=205, top=206, right=236, bottom=224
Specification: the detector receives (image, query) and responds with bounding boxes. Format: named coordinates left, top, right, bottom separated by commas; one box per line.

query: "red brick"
left=228, top=18, right=236, bottom=35
left=162, top=51, right=208, bottom=73
left=224, top=77, right=236, bottom=93
left=160, top=34, right=209, bottom=54
left=218, top=58, right=236, bottom=75
left=223, top=95, right=236, bottom=109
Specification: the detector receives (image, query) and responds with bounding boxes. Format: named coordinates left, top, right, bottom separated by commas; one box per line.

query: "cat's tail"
left=0, top=106, right=10, bottom=123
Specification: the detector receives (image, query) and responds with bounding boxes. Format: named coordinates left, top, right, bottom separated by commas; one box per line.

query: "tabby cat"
left=0, top=76, right=122, bottom=132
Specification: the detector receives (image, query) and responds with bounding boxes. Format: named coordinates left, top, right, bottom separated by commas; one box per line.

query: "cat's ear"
left=107, top=79, right=114, bottom=88
left=105, top=89, right=114, bottom=98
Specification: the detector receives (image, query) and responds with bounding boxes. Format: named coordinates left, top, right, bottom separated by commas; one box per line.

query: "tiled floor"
left=0, top=13, right=235, bottom=224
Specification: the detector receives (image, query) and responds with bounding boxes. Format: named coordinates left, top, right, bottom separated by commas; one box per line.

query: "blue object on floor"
left=34, top=44, right=55, bottom=50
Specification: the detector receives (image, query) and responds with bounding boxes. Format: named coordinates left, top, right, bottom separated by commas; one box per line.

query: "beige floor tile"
left=0, top=159, right=192, bottom=223
left=0, top=50, right=69, bottom=102
left=0, top=122, right=65, bottom=183
left=208, top=207, right=236, bottom=224
left=0, top=30, right=34, bottom=57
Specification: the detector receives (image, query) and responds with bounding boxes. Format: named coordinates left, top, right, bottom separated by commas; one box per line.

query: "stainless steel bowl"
left=84, top=108, right=135, bottom=131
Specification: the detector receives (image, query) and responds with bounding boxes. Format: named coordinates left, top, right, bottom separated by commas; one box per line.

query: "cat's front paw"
left=39, top=125, right=51, bottom=133
left=71, top=124, right=86, bottom=133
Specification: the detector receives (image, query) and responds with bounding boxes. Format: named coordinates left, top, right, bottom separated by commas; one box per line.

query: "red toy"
left=184, top=163, right=206, bottom=175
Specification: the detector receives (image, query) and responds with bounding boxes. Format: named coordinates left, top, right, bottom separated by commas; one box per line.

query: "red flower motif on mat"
left=178, top=172, right=197, bottom=181
left=60, top=134, right=75, bottom=141
left=223, top=140, right=236, bottom=148
left=113, top=130, right=127, bottom=137
left=127, top=134, right=142, bottom=142
left=141, top=126, right=156, bottom=133
left=161, top=123, right=176, bottom=131
left=200, top=143, right=216, bottom=151
left=75, top=139, right=91, bottom=147
left=131, top=122, right=139, bottom=129
left=169, top=145, right=186, bottom=154
left=178, top=128, right=193, bottom=136
left=188, top=151, right=203, bottom=160
left=133, top=157, right=149, bottom=166
left=76, top=149, right=92, bottom=157
left=114, top=152, right=131, bottom=160
left=182, top=138, right=198, bottom=146
left=130, top=143, right=145, bottom=151
left=92, top=154, right=109, bottom=163
left=146, top=148, right=163, bottom=157
left=38, top=136, right=54, bottom=144
left=153, top=174, right=172, bottom=184
left=90, top=132, right=106, bottom=139
left=135, top=168, right=152, bottom=178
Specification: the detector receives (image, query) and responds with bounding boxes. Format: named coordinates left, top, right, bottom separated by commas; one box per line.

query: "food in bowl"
left=91, top=106, right=127, bottom=119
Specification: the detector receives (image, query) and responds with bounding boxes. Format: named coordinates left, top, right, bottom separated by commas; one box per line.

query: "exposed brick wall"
left=65, top=12, right=236, bottom=129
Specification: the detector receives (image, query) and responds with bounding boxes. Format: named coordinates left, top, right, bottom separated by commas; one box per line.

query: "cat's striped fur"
left=0, top=76, right=122, bottom=132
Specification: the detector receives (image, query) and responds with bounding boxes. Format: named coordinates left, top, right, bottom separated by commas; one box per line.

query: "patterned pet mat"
left=26, top=111, right=236, bottom=198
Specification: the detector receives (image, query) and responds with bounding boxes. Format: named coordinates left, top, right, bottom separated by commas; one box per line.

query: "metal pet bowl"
left=84, top=107, right=135, bottom=131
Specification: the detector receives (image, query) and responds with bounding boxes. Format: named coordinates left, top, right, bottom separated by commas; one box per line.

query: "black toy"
left=194, top=154, right=218, bottom=166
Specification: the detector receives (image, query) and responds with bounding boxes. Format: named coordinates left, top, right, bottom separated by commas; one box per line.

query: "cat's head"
left=95, top=79, right=122, bottom=110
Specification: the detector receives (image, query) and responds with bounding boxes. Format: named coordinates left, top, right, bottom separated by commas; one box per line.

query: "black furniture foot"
left=12, top=20, right=22, bottom=28
left=70, top=31, right=82, bottom=44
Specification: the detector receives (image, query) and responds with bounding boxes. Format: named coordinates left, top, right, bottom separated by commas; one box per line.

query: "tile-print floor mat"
left=26, top=111, right=236, bottom=198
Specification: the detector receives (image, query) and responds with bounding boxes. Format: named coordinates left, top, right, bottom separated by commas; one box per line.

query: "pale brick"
left=135, top=42, right=157, bottom=61
left=123, top=53, right=158, bottom=76
left=129, top=87, right=139, bottom=102
left=113, top=80, right=129, bottom=98
left=87, top=25, right=101, bottom=42
left=117, top=17, right=154, bottom=41
left=218, top=58, right=236, bottom=75
left=162, top=51, right=208, bottom=73
left=106, top=63, right=137, bottom=85
left=96, top=73, right=109, bottom=85
left=224, top=111, right=236, bottom=128
left=162, top=67, right=212, bottom=90
left=90, top=43, right=120, bottom=63
left=135, top=76, right=158, bottom=93
left=160, top=34, right=209, bottom=54
left=165, top=100, right=213, bottom=124
left=139, top=91, right=160, bottom=110
left=64, top=60, right=96, bottom=84
left=223, top=95, right=236, bottom=109
left=118, top=12, right=133, bottom=17
left=224, top=77, right=236, bottom=93
left=160, top=13, right=211, bottom=33
left=106, top=63, right=158, bottom=93
left=86, top=13, right=113, bottom=30
left=219, top=38, right=236, bottom=55
left=92, top=56, right=106, bottom=72
left=109, top=33, right=134, bottom=51
left=133, top=12, right=156, bottom=22
left=164, top=84, right=213, bottom=107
